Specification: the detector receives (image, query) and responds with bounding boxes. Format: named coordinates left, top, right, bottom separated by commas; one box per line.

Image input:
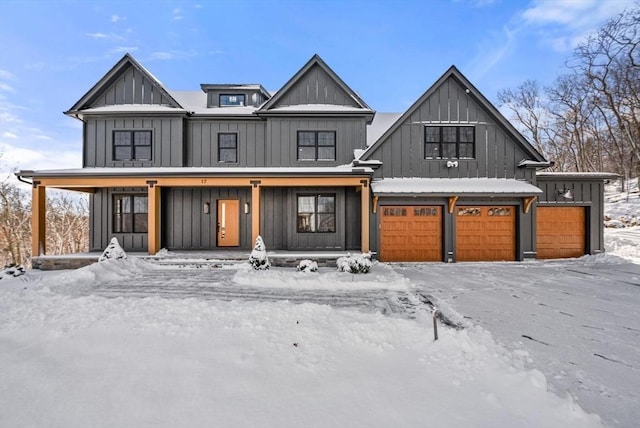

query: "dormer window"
left=219, top=94, right=245, bottom=107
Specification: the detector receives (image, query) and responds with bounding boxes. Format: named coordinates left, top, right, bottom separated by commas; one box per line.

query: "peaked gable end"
left=66, top=54, right=182, bottom=113
left=270, top=62, right=360, bottom=108
left=259, top=54, right=371, bottom=111
left=362, top=66, right=546, bottom=165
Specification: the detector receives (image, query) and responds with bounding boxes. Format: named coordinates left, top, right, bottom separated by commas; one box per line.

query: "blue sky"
left=0, top=0, right=634, bottom=173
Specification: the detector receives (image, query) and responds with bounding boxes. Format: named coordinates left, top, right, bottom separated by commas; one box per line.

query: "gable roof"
left=359, top=65, right=547, bottom=163
left=258, top=54, right=372, bottom=112
left=65, top=53, right=183, bottom=114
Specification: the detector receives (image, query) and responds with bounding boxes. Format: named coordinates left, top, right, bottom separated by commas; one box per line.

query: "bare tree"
left=571, top=5, right=640, bottom=180
left=499, top=3, right=639, bottom=184
left=46, top=191, right=90, bottom=255
left=0, top=181, right=31, bottom=266
left=498, top=80, right=548, bottom=156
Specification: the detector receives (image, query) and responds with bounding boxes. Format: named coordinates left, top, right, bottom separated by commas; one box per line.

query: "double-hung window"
left=297, top=131, right=336, bottom=161
left=113, top=130, right=152, bottom=161
left=113, top=194, right=148, bottom=233
left=218, top=133, right=238, bottom=163
left=297, top=194, right=336, bottom=233
left=425, top=126, right=475, bottom=159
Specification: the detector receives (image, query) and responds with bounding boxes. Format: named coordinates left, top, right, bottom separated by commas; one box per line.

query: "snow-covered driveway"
left=394, top=258, right=640, bottom=428
left=1, top=257, right=611, bottom=428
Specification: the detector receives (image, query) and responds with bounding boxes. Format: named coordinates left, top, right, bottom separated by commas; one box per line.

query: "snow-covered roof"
left=169, top=90, right=261, bottom=116
left=536, top=172, right=619, bottom=180
left=264, top=104, right=373, bottom=113
left=366, top=112, right=402, bottom=146
left=200, top=84, right=267, bottom=92
left=78, top=105, right=187, bottom=115
left=371, top=178, right=542, bottom=196
left=18, top=166, right=374, bottom=178
left=517, top=159, right=553, bottom=168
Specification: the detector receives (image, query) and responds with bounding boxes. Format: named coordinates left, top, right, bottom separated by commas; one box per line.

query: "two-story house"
left=18, top=54, right=615, bottom=264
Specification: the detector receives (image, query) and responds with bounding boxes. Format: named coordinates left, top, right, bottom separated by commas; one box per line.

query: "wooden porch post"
left=31, top=183, right=46, bottom=257
left=360, top=180, right=370, bottom=253
left=251, top=181, right=261, bottom=245
left=147, top=182, right=161, bottom=255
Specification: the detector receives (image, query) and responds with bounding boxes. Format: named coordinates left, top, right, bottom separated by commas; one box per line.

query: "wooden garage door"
left=380, top=206, right=442, bottom=262
left=456, top=206, right=516, bottom=261
left=537, top=206, right=585, bottom=259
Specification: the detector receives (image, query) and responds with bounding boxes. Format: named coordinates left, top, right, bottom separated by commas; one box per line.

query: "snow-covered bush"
left=297, top=259, right=318, bottom=273
left=337, top=254, right=372, bottom=274
left=0, top=264, right=25, bottom=280
left=249, top=235, right=270, bottom=270
left=99, top=237, right=127, bottom=262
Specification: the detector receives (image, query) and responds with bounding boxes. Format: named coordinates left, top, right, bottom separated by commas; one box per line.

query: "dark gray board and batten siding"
left=186, top=120, right=267, bottom=167
left=365, top=75, right=541, bottom=259
left=270, top=63, right=361, bottom=108
left=84, top=116, right=184, bottom=167
left=265, top=118, right=367, bottom=167
left=90, top=187, right=149, bottom=252
left=260, top=187, right=361, bottom=251
left=88, top=65, right=175, bottom=107
left=163, top=188, right=252, bottom=250
left=367, top=76, right=534, bottom=181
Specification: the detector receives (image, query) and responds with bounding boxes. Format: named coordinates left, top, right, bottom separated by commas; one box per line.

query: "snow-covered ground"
left=0, top=182, right=637, bottom=428
left=0, top=261, right=606, bottom=428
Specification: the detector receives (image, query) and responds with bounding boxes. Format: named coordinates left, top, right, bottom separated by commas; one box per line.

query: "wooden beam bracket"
left=523, top=196, right=536, bottom=214
left=372, top=195, right=379, bottom=214
left=447, top=196, right=459, bottom=214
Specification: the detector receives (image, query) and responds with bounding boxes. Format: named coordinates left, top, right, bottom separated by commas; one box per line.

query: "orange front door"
left=217, top=199, right=240, bottom=247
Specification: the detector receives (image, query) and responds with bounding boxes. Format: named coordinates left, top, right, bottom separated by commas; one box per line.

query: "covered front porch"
left=19, top=167, right=374, bottom=261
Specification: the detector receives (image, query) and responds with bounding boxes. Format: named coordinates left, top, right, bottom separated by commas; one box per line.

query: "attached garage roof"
left=371, top=178, right=542, bottom=197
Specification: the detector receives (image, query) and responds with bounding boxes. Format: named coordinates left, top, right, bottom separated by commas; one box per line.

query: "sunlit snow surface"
left=0, top=184, right=638, bottom=428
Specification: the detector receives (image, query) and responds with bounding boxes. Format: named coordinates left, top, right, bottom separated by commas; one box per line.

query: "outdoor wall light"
left=203, top=202, right=210, bottom=214
left=557, top=187, right=574, bottom=200
left=244, top=202, right=250, bottom=214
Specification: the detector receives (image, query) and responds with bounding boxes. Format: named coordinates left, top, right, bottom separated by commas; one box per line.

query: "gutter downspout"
left=15, top=173, right=33, bottom=187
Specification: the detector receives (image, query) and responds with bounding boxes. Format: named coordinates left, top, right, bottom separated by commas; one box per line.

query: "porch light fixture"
left=203, top=202, right=210, bottom=214
left=557, top=187, right=574, bottom=200
left=244, top=202, right=250, bottom=214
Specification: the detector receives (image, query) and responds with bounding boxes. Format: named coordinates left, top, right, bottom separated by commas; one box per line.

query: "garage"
left=537, top=206, right=585, bottom=259
left=456, top=206, right=516, bottom=261
left=380, top=206, right=442, bottom=262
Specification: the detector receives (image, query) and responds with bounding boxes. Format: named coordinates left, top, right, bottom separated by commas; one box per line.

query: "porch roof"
left=17, top=165, right=374, bottom=179
left=371, top=177, right=543, bottom=197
